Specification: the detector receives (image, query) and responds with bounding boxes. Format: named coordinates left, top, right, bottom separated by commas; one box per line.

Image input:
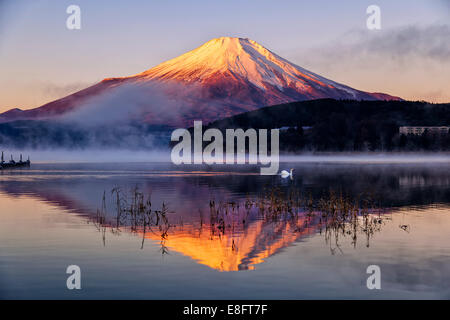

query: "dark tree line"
left=1, top=99, right=449, bottom=151
left=206, top=99, right=450, bottom=152
left=280, top=120, right=450, bottom=152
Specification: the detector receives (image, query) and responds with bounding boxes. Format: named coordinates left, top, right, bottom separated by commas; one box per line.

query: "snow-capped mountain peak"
left=0, top=37, right=401, bottom=126
left=131, top=37, right=333, bottom=92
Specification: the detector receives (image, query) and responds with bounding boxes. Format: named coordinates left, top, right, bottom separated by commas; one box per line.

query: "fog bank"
left=2, top=149, right=450, bottom=165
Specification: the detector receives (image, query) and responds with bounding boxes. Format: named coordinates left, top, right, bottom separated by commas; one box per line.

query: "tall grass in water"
left=208, top=187, right=391, bottom=254
left=94, top=186, right=394, bottom=255
left=93, top=187, right=170, bottom=252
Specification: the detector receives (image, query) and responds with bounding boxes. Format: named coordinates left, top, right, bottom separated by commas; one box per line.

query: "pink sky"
left=0, top=0, right=449, bottom=113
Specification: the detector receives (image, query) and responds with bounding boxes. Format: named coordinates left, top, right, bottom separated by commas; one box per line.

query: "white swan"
left=280, top=168, right=294, bottom=178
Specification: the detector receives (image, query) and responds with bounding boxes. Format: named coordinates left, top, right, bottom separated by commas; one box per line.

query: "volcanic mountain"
left=0, top=37, right=401, bottom=127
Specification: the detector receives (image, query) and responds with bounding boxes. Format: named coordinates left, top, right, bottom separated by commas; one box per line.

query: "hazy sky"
left=0, top=0, right=449, bottom=112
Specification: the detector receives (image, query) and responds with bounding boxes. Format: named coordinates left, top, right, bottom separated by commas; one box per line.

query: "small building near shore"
left=399, top=126, right=450, bottom=136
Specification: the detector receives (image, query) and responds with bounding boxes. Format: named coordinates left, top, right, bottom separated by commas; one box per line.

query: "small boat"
left=0, top=152, right=31, bottom=170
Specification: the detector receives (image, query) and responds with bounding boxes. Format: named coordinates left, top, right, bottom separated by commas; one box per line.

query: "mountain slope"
left=0, top=37, right=401, bottom=127
left=129, top=37, right=394, bottom=101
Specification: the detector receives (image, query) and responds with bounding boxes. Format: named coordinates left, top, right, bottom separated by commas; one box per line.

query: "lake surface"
left=1, top=161, right=450, bottom=299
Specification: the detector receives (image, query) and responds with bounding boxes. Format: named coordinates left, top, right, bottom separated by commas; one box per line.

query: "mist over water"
left=277, top=153, right=450, bottom=164
left=2, top=149, right=171, bottom=163
left=2, top=149, right=450, bottom=165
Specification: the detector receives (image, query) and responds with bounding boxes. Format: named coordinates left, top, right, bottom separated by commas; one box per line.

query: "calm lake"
left=1, top=161, right=450, bottom=299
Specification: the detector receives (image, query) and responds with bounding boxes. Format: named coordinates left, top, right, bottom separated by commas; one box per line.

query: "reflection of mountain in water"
left=1, top=163, right=449, bottom=271
left=92, top=186, right=390, bottom=271
left=140, top=215, right=316, bottom=271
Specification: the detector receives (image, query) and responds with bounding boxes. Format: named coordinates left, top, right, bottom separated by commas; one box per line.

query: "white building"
left=399, top=126, right=449, bottom=136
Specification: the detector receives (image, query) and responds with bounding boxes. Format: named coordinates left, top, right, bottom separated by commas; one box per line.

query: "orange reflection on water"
left=139, top=215, right=316, bottom=272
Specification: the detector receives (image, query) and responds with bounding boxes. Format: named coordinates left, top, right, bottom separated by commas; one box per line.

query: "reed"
left=95, top=185, right=393, bottom=254
left=208, top=186, right=391, bottom=253
left=93, top=187, right=171, bottom=252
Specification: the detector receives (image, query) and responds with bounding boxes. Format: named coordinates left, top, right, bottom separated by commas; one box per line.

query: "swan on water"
left=280, top=168, right=294, bottom=178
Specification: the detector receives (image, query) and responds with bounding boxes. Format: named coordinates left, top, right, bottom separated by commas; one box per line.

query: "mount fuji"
left=0, top=37, right=401, bottom=127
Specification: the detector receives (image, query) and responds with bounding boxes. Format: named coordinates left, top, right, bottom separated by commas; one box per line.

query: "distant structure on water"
left=0, top=151, right=31, bottom=170
left=399, top=126, right=450, bottom=136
